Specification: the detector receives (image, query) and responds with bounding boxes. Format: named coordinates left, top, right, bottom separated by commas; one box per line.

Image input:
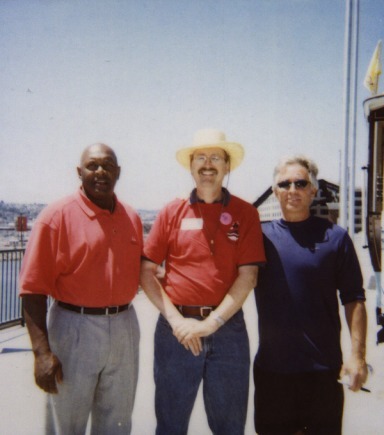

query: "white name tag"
left=180, top=218, right=203, bottom=230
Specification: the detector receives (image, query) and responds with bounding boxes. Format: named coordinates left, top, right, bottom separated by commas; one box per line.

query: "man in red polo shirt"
left=19, top=143, right=143, bottom=434
left=140, top=129, right=266, bottom=435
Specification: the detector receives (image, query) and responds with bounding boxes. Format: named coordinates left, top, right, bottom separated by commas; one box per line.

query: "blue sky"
left=1, top=0, right=383, bottom=209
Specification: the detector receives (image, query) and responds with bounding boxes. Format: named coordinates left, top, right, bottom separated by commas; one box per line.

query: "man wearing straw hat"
left=141, top=129, right=265, bottom=435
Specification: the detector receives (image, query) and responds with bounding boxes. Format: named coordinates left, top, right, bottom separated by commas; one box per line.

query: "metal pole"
left=361, top=166, right=367, bottom=245
left=340, top=0, right=353, bottom=229
left=348, top=0, right=359, bottom=237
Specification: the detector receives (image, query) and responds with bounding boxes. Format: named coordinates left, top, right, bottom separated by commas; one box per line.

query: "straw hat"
left=176, top=129, right=244, bottom=171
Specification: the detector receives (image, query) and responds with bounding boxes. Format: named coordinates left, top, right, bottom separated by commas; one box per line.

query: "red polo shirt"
left=19, top=188, right=143, bottom=306
left=144, top=190, right=265, bottom=306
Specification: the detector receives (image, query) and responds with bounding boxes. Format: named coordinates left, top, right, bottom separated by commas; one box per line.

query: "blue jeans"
left=154, top=310, right=250, bottom=435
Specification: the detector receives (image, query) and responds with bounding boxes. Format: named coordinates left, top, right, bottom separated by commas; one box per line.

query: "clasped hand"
left=172, top=317, right=217, bottom=356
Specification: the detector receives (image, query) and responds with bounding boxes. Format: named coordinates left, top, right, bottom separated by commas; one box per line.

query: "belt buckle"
left=200, top=306, right=213, bottom=318
left=106, top=306, right=118, bottom=315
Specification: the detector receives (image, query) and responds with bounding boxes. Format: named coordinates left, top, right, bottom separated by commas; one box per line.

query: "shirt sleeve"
left=19, top=218, right=59, bottom=297
left=143, top=205, right=172, bottom=265
left=237, top=206, right=266, bottom=267
left=337, top=231, right=366, bottom=305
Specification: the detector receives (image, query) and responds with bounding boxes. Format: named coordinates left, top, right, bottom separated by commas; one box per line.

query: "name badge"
left=180, top=218, right=203, bottom=230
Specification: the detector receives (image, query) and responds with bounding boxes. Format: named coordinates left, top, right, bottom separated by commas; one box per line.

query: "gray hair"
left=273, top=155, right=319, bottom=189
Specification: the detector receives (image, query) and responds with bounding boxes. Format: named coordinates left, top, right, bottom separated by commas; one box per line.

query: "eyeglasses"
left=276, top=179, right=310, bottom=190
left=193, top=154, right=226, bottom=164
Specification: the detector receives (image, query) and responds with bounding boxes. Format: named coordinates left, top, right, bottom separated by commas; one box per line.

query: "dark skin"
left=23, top=295, right=63, bottom=393
left=77, top=143, right=120, bottom=211
left=23, top=143, right=120, bottom=393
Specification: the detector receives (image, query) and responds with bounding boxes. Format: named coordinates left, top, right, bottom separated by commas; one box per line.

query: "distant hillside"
left=0, top=201, right=46, bottom=225
left=0, top=200, right=158, bottom=233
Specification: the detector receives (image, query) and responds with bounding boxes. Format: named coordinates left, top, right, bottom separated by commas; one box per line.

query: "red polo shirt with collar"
left=143, top=189, right=265, bottom=306
left=19, top=188, right=143, bottom=307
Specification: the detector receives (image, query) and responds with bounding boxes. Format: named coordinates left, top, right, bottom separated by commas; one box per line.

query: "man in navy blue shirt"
left=254, top=155, right=368, bottom=435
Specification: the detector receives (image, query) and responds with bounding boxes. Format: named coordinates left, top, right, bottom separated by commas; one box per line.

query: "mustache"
left=198, top=168, right=218, bottom=174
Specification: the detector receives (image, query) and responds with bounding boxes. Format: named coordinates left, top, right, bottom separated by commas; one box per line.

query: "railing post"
left=0, top=248, right=25, bottom=328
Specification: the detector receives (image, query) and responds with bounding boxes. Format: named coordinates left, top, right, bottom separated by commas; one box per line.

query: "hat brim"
left=176, top=142, right=244, bottom=171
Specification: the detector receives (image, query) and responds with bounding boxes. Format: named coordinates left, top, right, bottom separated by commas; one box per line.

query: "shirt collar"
left=76, top=187, right=119, bottom=217
left=189, top=187, right=230, bottom=206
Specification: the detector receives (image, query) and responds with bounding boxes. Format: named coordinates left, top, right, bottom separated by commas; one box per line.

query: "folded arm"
left=140, top=259, right=203, bottom=355
left=140, top=260, right=258, bottom=355
left=172, top=265, right=258, bottom=347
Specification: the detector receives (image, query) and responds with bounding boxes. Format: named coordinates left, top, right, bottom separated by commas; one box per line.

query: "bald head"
left=80, top=143, right=118, bottom=167
left=77, top=143, right=121, bottom=210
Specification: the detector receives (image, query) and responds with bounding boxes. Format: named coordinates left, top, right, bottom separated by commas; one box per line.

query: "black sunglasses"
left=276, top=179, right=310, bottom=190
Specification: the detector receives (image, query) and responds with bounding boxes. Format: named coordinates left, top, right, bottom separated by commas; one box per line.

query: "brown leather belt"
left=58, top=301, right=130, bottom=315
left=175, top=305, right=217, bottom=318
